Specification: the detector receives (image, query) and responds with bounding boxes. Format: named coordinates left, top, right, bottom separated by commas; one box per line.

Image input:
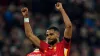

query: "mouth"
left=48, top=39, right=53, bottom=42
left=49, top=39, right=52, bottom=41
left=48, top=39, right=57, bottom=45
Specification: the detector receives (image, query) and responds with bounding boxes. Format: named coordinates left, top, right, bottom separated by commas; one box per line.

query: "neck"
left=50, top=42, right=57, bottom=47
left=49, top=39, right=59, bottom=47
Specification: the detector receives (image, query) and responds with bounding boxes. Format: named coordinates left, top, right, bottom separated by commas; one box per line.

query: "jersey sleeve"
left=27, top=52, right=32, bottom=56
left=40, top=40, right=49, bottom=51
left=61, top=38, right=71, bottom=56
left=61, top=37, right=71, bottom=48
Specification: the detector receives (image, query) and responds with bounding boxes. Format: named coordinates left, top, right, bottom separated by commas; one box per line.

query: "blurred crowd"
left=0, top=0, right=100, bottom=56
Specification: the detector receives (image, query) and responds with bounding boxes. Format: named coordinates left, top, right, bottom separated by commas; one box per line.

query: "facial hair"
left=48, top=39, right=57, bottom=46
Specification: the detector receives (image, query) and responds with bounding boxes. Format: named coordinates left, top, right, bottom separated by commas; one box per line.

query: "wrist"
left=59, top=8, right=64, bottom=12
left=24, top=16, right=29, bottom=18
left=24, top=18, right=29, bottom=22
left=24, top=15, right=29, bottom=18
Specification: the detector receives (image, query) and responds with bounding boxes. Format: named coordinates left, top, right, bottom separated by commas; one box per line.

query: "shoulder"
left=27, top=52, right=34, bottom=56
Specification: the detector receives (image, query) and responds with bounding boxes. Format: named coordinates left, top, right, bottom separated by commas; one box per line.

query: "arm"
left=55, top=2, right=72, bottom=39
left=21, top=7, right=40, bottom=47
left=60, top=9, right=72, bottom=39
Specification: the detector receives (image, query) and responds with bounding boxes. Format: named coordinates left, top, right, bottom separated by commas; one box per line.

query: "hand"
left=21, top=7, right=29, bottom=18
left=55, top=2, right=63, bottom=11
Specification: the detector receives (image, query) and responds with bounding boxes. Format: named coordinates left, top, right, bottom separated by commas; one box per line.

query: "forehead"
left=46, top=29, right=55, bottom=34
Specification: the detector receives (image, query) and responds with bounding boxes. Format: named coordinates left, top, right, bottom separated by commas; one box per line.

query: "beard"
left=48, top=39, right=57, bottom=45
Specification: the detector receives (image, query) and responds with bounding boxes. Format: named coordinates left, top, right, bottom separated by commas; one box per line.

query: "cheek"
left=49, top=35, right=55, bottom=39
left=53, top=35, right=58, bottom=39
left=54, top=34, right=59, bottom=37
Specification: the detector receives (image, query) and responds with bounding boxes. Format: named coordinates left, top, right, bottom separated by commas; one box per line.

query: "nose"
left=47, top=36, right=51, bottom=39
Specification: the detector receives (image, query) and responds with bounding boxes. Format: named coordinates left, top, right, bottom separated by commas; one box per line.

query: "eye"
left=46, top=34, right=49, bottom=36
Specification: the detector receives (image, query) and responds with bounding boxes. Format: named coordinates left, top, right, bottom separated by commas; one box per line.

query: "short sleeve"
left=40, top=40, right=49, bottom=51
left=61, top=38, right=71, bottom=48
left=27, top=52, right=33, bottom=56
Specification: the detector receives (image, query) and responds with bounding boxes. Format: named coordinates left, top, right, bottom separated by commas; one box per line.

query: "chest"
left=44, top=45, right=64, bottom=56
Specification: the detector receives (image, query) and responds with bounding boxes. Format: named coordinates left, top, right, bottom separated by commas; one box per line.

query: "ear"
left=46, top=38, right=48, bottom=43
left=55, top=32, right=60, bottom=38
left=58, top=32, right=60, bottom=37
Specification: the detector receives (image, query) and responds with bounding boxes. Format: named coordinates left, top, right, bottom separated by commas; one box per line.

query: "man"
left=27, top=35, right=45, bottom=56
left=21, top=2, right=72, bottom=56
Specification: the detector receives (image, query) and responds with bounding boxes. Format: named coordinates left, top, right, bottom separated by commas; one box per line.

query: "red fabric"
left=27, top=50, right=44, bottom=56
left=40, top=38, right=71, bottom=56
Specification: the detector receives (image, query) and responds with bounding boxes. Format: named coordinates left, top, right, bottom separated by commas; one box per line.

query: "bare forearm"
left=24, top=22, right=40, bottom=47
left=60, top=9, right=72, bottom=38
left=60, top=9, right=72, bottom=27
left=24, top=22, right=33, bottom=36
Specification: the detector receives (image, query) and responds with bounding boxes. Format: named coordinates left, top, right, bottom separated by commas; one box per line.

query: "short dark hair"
left=47, top=26, right=59, bottom=32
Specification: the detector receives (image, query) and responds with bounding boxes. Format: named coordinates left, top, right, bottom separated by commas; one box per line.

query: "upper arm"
left=64, top=25, right=72, bottom=39
left=28, top=33, right=40, bottom=48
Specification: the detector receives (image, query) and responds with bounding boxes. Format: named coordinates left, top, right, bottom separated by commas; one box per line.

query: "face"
left=46, top=29, right=59, bottom=44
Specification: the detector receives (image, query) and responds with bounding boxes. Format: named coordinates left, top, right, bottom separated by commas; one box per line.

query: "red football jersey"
left=27, top=49, right=45, bottom=56
left=40, top=39, right=71, bottom=56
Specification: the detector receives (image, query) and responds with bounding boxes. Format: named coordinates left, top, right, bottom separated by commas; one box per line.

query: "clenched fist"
left=55, top=2, right=63, bottom=11
left=21, top=7, right=29, bottom=18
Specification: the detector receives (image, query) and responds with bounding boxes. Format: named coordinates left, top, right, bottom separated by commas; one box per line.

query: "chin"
left=48, top=39, right=57, bottom=45
left=48, top=40, right=52, bottom=43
